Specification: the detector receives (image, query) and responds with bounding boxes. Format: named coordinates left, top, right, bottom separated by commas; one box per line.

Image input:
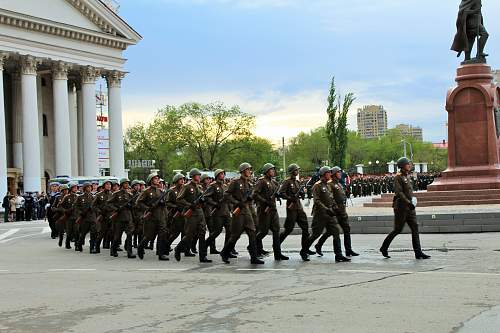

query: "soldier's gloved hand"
left=326, top=208, right=335, bottom=217
left=408, top=203, right=416, bottom=210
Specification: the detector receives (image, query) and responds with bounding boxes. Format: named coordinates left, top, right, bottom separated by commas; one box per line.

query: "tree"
left=325, top=77, right=355, bottom=169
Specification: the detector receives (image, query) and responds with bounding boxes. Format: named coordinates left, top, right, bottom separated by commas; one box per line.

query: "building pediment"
left=0, top=0, right=141, bottom=50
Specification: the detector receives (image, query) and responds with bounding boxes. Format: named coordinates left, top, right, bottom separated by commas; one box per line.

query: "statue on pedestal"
left=451, top=0, right=489, bottom=64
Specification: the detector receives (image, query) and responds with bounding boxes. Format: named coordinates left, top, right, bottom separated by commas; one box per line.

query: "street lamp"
left=368, top=161, right=372, bottom=174
left=401, top=139, right=414, bottom=160
left=376, top=160, right=380, bottom=174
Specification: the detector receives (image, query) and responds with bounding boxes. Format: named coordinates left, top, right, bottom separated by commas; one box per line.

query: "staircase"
left=363, top=189, right=500, bottom=207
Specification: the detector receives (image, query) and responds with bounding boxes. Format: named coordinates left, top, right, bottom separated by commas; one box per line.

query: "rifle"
left=232, top=187, right=252, bottom=217
left=110, top=194, right=136, bottom=221
left=56, top=208, right=73, bottom=226
left=142, top=189, right=170, bottom=220
left=287, top=183, right=306, bottom=209
left=75, top=206, right=92, bottom=225
left=263, top=181, right=283, bottom=214
left=183, top=187, right=211, bottom=218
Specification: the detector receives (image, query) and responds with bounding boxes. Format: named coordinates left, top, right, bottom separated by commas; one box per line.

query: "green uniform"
left=131, top=190, right=144, bottom=248
left=107, top=189, right=134, bottom=256
left=278, top=177, right=309, bottom=249
left=57, top=193, right=78, bottom=249
left=204, top=180, right=231, bottom=253
left=165, top=185, right=185, bottom=252
left=74, top=192, right=96, bottom=252
left=92, top=189, right=113, bottom=251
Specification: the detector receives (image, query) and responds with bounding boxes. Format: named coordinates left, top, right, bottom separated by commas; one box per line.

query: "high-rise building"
left=357, top=105, right=388, bottom=139
left=395, top=124, right=423, bottom=141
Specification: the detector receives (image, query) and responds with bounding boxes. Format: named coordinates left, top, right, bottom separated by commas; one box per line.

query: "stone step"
left=379, top=189, right=500, bottom=199
left=373, top=194, right=500, bottom=203
left=364, top=199, right=500, bottom=208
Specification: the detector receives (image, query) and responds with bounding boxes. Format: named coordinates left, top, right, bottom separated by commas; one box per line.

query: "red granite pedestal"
left=429, top=63, right=500, bottom=192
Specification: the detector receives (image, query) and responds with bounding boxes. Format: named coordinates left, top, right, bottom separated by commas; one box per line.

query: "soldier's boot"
left=314, top=233, right=328, bottom=257
left=220, top=241, right=236, bottom=264
left=190, top=238, right=198, bottom=254
left=299, top=249, right=310, bottom=262
left=174, top=243, right=183, bottom=262
left=344, top=234, right=359, bottom=257
left=125, top=237, right=136, bottom=259
left=58, top=234, right=64, bottom=247
left=137, top=239, right=147, bottom=260
left=133, top=234, right=138, bottom=248
left=333, top=237, right=350, bottom=262
left=103, top=238, right=110, bottom=249
left=273, top=243, right=289, bottom=261
left=65, top=237, right=72, bottom=249
left=412, top=234, right=431, bottom=260
left=95, top=239, right=101, bottom=254
left=111, top=242, right=119, bottom=257
left=248, top=240, right=264, bottom=264
left=89, top=239, right=96, bottom=254
left=157, top=239, right=169, bottom=261
left=209, top=238, right=220, bottom=254
left=184, top=247, right=196, bottom=257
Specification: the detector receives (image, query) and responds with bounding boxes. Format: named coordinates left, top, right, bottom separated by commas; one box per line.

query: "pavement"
left=0, top=220, right=499, bottom=333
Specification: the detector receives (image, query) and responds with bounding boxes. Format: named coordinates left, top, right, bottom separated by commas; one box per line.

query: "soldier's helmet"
left=287, top=163, right=300, bottom=173
left=214, top=169, right=225, bottom=179
left=131, top=180, right=140, bottom=187
left=200, top=173, right=209, bottom=181
left=172, top=173, right=185, bottom=183
left=82, top=181, right=93, bottom=189
left=102, top=179, right=113, bottom=186
left=262, top=163, right=275, bottom=174
left=119, top=178, right=130, bottom=186
left=397, top=157, right=411, bottom=169
left=189, top=168, right=202, bottom=178
left=139, top=180, right=146, bottom=186
left=49, top=182, right=60, bottom=187
left=60, top=184, right=69, bottom=191
left=331, top=166, right=341, bottom=174
left=68, top=181, right=79, bottom=189
left=146, top=173, right=159, bottom=185
left=319, top=166, right=332, bottom=176
left=239, top=162, right=252, bottom=173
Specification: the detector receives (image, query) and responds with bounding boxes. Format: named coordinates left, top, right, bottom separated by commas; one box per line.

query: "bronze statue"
left=451, top=0, right=489, bottom=63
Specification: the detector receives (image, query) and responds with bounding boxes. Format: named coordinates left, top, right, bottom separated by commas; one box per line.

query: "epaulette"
left=314, top=180, right=322, bottom=186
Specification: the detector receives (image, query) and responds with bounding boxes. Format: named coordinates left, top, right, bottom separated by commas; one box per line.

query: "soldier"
left=253, top=163, right=288, bottom=260
left=204, top=169, right=231, bottom=254
left=74, top=182, right=96, bottom=253
left=46, top=182, right=60, bottom=239
left=135, top=173, right=170, bottom=261
left=130, top=180, right=144, bottom=249
left=278, top=164, right=313, bottom=255
left=380, top=157, right=431, bottom=260
left=314, top=167, right=359, bottom=257
left=299, top=167, right=350, bottom=263
left=92, top=179, right=113, bottom=253
left=193, top=173, right=212, bottom=254
left=52, top=184, right=69, bottom=247
left=106, top=178, right=135, bottom=258
left=220, top=163, right=264, bottom=265
left=91, top=181, right=99, bottom=195
left=57, top=182, right=79, bottom=250
left=174, top=168, right=211, bottom=263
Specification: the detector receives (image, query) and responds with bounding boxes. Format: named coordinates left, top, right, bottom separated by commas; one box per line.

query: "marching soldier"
left=131, top=180, right=144, bottom=249
left=300, top=167, right=350, bottom=263
left=220, top=163, right=264, bottom=265
left=314, top=167, right=359, bottom=257
left=174, top=168, right=211, bottom=263
left=52, top=184, right=69, bottom=247
left=46, top=182, right=60, bottom=239
left=380, top=158, right=431, bottom=260
left=204, top=169, right=231, bottom=254
left=278, top=164, right=312, bottom=255
left=165, top=173, right=193, bottom=257
left=57, top=182, right=79, bottom=250
left=108, top=178, right=136, bottom=258
left=74, top=182, right=96, bottom=253
left=136, top=173, right=169, bottom=261
left=92, top=179, right=113, bottom=253
left=253, top=163, right=288, bottom=260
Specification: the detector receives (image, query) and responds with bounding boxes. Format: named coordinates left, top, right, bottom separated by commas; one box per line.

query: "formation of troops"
left=349, top=173, right=439, bottom=198
left=45, top=158, right=430, bottom=264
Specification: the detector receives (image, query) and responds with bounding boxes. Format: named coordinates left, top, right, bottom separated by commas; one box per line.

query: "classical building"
left=0, top=0, right=141, bottom=195
left=394, top=123, right=423, bottom=141
left=356, top=105, right=388, bottom=139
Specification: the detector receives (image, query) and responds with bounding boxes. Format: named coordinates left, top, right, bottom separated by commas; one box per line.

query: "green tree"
left=325, top=77, right=355, bottom=169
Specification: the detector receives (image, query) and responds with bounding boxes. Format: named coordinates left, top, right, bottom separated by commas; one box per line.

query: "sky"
left=116, top=0, right=500, bottom=144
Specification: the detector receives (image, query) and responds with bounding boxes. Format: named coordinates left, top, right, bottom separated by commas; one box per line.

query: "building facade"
left=357, top=105, right=388, bottom=139
left=0, top=0, right=141, bottom=195
left=394, top=124, right=423, bottom=141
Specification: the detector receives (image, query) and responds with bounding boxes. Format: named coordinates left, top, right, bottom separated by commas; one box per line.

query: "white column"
left=11, top=71, right=23, bottom=170
left=21, top=55, right=41, bottom=192
left=106, top=70, right=125, bottom=178
left=52, top=61, right=72, bottom=177
left=81, top=66, right=99, bottom=177
left=0, top=53, right=8, bottom=196
left=77, top=88, right=83, bottom=175
left=68, top=84, right=78, bottom=177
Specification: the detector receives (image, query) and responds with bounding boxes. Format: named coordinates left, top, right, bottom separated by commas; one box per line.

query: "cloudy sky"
left=117, top=0, right=500, bottom=144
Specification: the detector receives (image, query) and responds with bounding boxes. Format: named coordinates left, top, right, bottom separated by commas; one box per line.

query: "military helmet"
left=239, top=162, right=252, bottom=173
left=172, top=173, right=185, bottom=183
left=189, top=168, right=201, bottom=178
left=68, top=181, right=78, bottom=189
left=319, top=166, right=332, bottom=176
left=159, top=178, right=166, bottom=184
left=287, top=163, right=300, bottom=173
left=262, top=163, right=275, bottom=174
left=214, top=169, right=225, bottom=179
left=139, top=180, right=146, bottom=185
left=82, top=181, right=93, bottom=188
left=331, top=166, right=341, bottom=174
left=131, top=180, right=140, bottom=187
left=200, top=173, right=209, bottom=181
left=119, top=178, right=130, bottom=186
left=49, top=182, right=60, bottom=187
left=59, top=184, right=69, bottom=191
left=146, top=173, right=159, bottom=185
left=102, top=179, right=112, bottom=186
left=397, top=157, right=411, bottom=169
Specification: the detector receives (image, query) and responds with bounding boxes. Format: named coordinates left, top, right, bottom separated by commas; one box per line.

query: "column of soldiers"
left=350, top=173, right=439, bottom=198
left=45, top=158, right=430, bottom=263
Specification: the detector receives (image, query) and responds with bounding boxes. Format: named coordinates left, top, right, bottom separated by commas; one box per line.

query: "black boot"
left=334, top=238, right=350, bottom=262
left=415, top=252, right=431, bottom=260
left=250, top=257, right=265, bottom=264
left=126, top=237, right=136, bottom=258
left=200, top=256, right=212, bottom=263
left=137, top=240, right=146, bottom=260
left=65, top=238, right=71, bottom=249
left=111, top=243, right=119, bottom=257
left=58, top=234, right=63, bottom=247
left=315, top=244, right=324, bottom=257
left=184, top=248, right=196, bottom=257
left=335, top=255, right=351, bottom=262
left=95, top=239, right=101, bottom=254
left=133, top=234, right=138, bottom=248
left=300, top=249, right=310, bottom=262
left=157, top=240, right=169, bottom=261
left=344, top=234, right=359, bottom=256
left=273, top=244, right=289, bottom=260
left=90, top=239, right=96, bottom=254
left=209, top=239, right=220, bottom=254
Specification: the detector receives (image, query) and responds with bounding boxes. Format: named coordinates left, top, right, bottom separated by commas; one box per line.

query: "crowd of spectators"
left=1, top=191, right=48, bottom=223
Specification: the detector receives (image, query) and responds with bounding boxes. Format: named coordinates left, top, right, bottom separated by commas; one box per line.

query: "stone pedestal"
left=429, top=63, right=500, bottom=191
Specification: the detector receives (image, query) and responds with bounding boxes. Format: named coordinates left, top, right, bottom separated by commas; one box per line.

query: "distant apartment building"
left=357, top=105, right=388, bottom=139
left=395, top=124, right=423, bottom=141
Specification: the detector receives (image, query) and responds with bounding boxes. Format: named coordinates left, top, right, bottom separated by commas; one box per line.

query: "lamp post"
left=401, top=139, right=414, bottom=160
left=368, top=161, right=372, bottom=174
left=376, top=160, right=380, bottom=174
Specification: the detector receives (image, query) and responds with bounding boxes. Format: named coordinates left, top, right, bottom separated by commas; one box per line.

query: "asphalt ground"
left=0, top=220, right=500, bottom=333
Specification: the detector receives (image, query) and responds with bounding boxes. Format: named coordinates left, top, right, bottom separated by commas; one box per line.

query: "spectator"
left=15, top=194, right=25, bottom=221
left=2, top=192, right=11, bottom=223
left=9, top=195, right=16, bottom=222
